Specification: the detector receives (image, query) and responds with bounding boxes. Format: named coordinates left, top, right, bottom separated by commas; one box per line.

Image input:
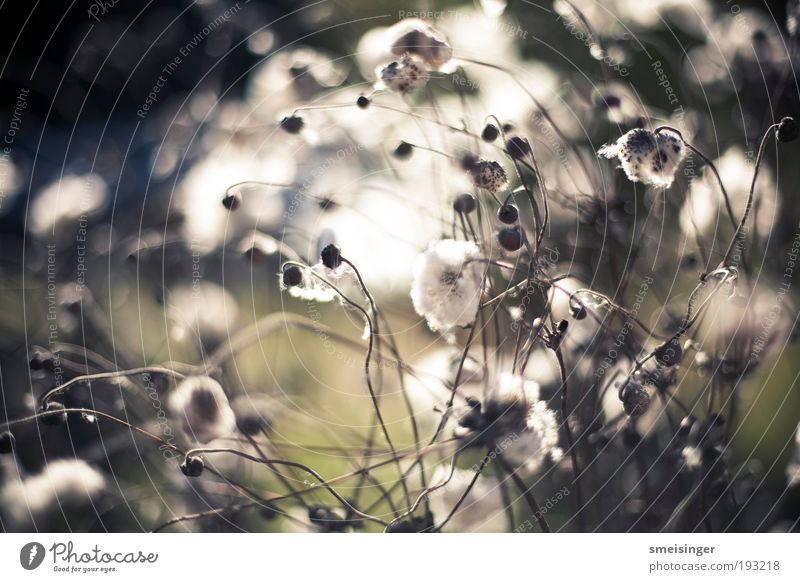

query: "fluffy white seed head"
left=169, top=376, right=236, bottom=443
left=386, top=19, right=453, bottom=71
left=1, top=459, right=105, bottom=523
left=471, top=159, right=508, bottom=194
left=598, top=128, right=685, bottom=188
left=487, top=373, right=560, bottom=472
left=410, top=239, right=484, bottom=333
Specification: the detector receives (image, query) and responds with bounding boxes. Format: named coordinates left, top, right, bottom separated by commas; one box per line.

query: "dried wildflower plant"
left=2, top=0, right=800, bottom=536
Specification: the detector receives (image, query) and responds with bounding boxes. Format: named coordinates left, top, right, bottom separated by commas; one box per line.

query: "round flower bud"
left=655, top=338, right=682, bottom=367
left=0, top=430, right=15, bottom=454
left=320, top=243, right=342, bottom=269
left=280, top=115, right=304, bottom=134
left=356, top=95, right=370, bottom=109
left=222, top=192, right=241, bottom=211
left=453, top=193, right=476, bottom=214
left=497, top=226, right=523, bottom=251
left=393, top=141, right=413, bottom=160
left=777, top=116, right=798, bottom=143
left=180, top=455, right=204, bottom=477
left=282, top=265, right=303, bottom=287
left=40, top=401, right=67, bottom=426
left=497, top=204, right=518, bottom=224
left=481, top=123, right=499, bottom=142
left=506, top=136, right=531, bottom=160
left=621, top=382, right=650, bottom=418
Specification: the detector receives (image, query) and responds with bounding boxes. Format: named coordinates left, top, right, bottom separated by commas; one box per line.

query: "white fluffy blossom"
left=385, top=18, right=453, bottom=71
left=455, top=373, right=561, bottom=472
left=169, top=376, right=236, bottom=443
left=682, top=445, right=703, bottom=469
left=598, top=128, right=685, bottom=188
left=410, top=239, right=484, bottom=333
left=487, top=374, right=561, bottom=472
left=1, top=459, right=105, bottom=523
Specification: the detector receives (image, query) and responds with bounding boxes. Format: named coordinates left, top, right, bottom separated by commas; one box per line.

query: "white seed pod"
left=598, top=128, right=685, bottom=188
left=410, top=239, right=484, bottom=333
left=386, top=19, right=453, bottom=71
left=169, top=376, right=236, bottom=443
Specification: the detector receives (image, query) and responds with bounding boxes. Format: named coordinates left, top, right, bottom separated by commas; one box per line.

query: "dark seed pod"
left=386, top=513, right=434, bottom=533
left=282, top=265, right=303, bottom=287
left=29, top=348, right=55, bottom=371
left=678, top=415, right=695, bottom=437
left=556, top=319, right=569, bottom=334
left=320, top=244, right=342, bottom=269
left=570, top=303, right=587, bottom=320
left=0, top=431, right=14, bottom=454
left=260, top=504, right=278, bottom=520
left=222, top=192, right=242, bottom=211
left=506, top=136, right=531, bottom=160
left=496, top=204, right=518, bottom=224
left=356, top=95, right=370, bottom=109
left=453, top=193, right=477, bottom=214
left=232, top=398, right=271, bottom=437
left=655, top=338, right=683, bottom=367
left=40, top=401, right=67, bottom=426
left=621, top=424, right=642, bottom=449
left=180, top=455, right=204, bottom=477
left=280, top=115, right=304, bottom=134
left=497, top=226, right=523, bottom=251
left=600, top=94, right=621, bottom=109
left=459, top=153, right=479, bottom=172
left=393, top=141, right=413, bottom=160
left=777, top=116, right=798, bottom=143
left=621, top=382, right=650, bottom=418
left=481, top=123, right=499, bottom=142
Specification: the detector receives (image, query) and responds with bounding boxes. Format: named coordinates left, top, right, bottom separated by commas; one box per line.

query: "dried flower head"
left=469, top=159, right=508, bottom=194
left=377, top=54, right=429, bottom=93
left=620, top=380, right=651, bottom=418
left=456, top=373, right=560, bottom=472
left=598, top=128, right=685, bottom=187
left=410, top=239, right=484, bottom=333
left=169, top=376, right=236, bottom=443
